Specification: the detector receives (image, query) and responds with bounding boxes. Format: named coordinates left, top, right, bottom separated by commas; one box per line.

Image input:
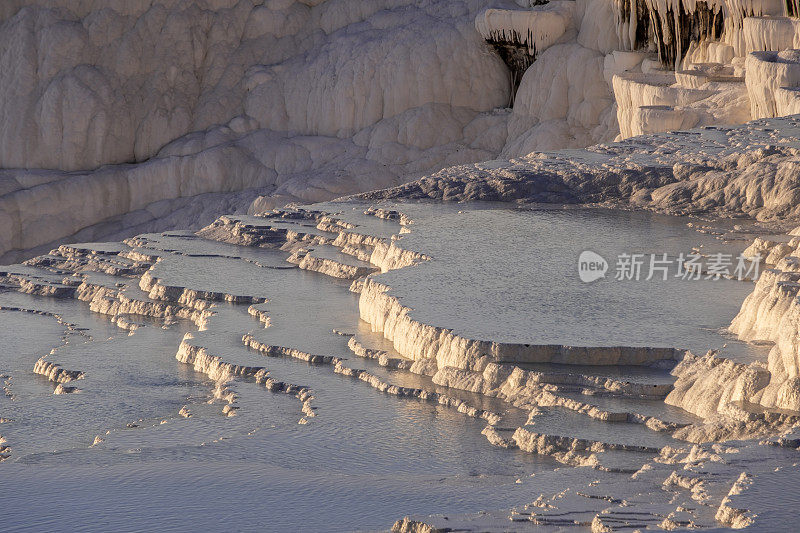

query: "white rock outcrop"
left=742, top=14, right=800, bottom=53
left=746, top=49, right=800, bottom=118
left=0, top=0, right=511, bottom=260
left=8, top=0, right=800, bottom=270
left=475, top=2, right=576, bottom=58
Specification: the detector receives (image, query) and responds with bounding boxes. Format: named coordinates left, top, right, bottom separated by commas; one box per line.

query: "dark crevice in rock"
left=485, top=29, right=537, bottom=107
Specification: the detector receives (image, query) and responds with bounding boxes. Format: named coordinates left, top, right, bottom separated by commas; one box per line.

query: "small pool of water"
left=334, top=202, right=764, bottom=360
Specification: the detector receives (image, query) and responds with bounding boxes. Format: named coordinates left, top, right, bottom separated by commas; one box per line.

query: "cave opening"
left=485, top=28, right=537, bottom=107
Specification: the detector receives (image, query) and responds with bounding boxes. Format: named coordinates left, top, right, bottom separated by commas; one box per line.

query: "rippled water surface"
left=358, top=203, right=763, bottom=359
left=0, top=202, right=768, bottom=531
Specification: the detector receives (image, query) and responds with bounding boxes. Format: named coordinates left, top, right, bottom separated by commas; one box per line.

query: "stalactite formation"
left=615, top=0, right=652, bottom=51
left=647, top=1, right=725, bottom=68
left=485, top=29, right=537, bottom=106
left=787, top=0, right=800, bottom=17
left=614, top=0, right=726, bottom=68
left=727, top=0, right=770, bottom=29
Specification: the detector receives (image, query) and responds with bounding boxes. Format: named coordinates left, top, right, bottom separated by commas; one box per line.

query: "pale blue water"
left=336, top=202, right=765, bottom=361
left=0, top=233, right=548, bottom=532
left=0, top=202, right=770, bottom=531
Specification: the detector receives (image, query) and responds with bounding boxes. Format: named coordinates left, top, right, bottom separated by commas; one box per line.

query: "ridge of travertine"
left=4, top=194, right=800, bottom=529
left=10, top=0, right=800, bottom=263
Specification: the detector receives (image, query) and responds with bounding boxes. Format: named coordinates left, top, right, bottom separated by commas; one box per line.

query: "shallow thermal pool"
left=0, top=201, right=771, bottom=531
left=333, top=201, right=765, bottom=361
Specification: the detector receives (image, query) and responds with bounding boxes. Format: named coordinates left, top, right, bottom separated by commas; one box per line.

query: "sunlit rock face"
left=612, top=0, right=786, bottom=65
left=0, top=0, right=515, bottom=260
left=725, top=0, right=786, bottom=54
left=0, top=0, right=508, bottom=172
left=603, top=0, right=800, bottom=141
left=746, top=49, right=800, bottom=117
left=611, top=0, right=725, bottom=67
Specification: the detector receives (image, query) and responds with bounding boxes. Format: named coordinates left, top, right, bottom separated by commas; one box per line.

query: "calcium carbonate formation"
left=4, top=0, right=800, bottom=260
left=3, top=195, right=800, bottom=529
left=5, top=1, right=800, bottom=529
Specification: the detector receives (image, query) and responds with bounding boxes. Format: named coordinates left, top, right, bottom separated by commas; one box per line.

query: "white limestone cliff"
left=0, top=0, right=511, bottom=260
left=7, top=0, right=800, bottom=267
